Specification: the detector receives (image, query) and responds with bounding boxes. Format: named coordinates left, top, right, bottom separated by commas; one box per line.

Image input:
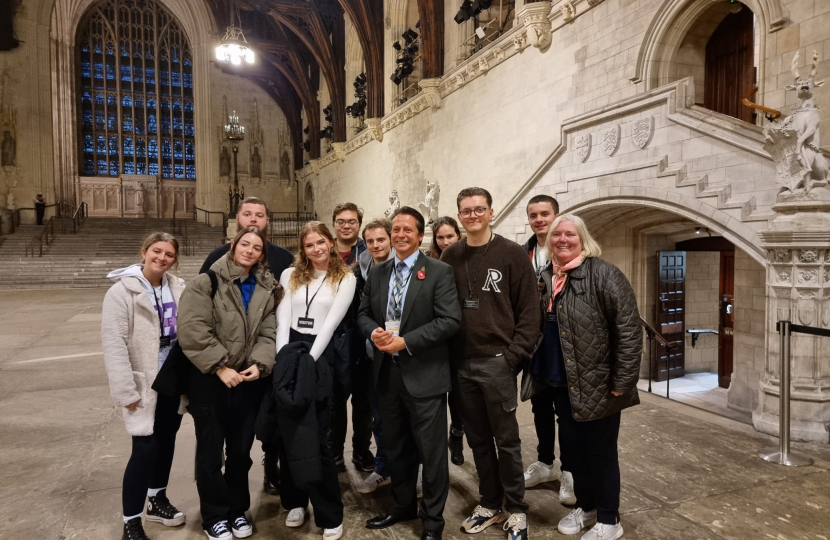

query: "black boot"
left=448, top=425, right=465, bottom=466
left=146, top=489, right=185, bottom=527
left=263, top=452, right=280, bottom=495
left=122, top=517, right=151, bottom=540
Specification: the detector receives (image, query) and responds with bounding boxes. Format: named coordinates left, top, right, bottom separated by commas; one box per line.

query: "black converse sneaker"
left=205, top=520, right=232, bottom=540
left=146, top=490, right=186, bottom=527
left=231, top=515, right=253, bottom=538
left=122, top=517, right=150, bottom=540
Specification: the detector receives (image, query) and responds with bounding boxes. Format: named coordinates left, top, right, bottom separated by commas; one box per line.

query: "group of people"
left=101, top=188, right=643, bottom=540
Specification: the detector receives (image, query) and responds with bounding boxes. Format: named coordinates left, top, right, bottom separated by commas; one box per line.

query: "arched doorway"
left=304, top=181, right=314, bottom=213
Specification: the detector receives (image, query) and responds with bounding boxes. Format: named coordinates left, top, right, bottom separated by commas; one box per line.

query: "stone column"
left=754, top=192, right=830, bottom=443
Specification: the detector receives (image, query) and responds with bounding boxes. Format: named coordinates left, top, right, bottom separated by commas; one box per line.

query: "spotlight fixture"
left=303, top=140, right=310, bottom=152
left=393, top=41, right=402, bottom=51
left=454, top=0, right=473, bottom=24
left=415, top=20, right=421, bottom=29
left=475, top=26, right=486, bottom=39
left=303, top=126, right=309, bottom=134
left=390, top=71, right=402, bottom=85
left=695, top=227, right=701, bottom=235
left=471, top=0, right=493, bottom=12
left=402, top=28, right=419, bottom=44
left=356, top=72, right=367, bottom=85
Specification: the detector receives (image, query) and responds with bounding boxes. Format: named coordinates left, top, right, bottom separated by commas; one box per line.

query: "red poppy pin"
left=417, top=266, right=426, bottom=280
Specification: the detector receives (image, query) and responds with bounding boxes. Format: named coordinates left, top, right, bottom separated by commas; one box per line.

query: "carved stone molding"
left=366, top=118, right=383, bottom=142
left=602, top=125, right=620, bottom=156
left=560, top=1, right=576, bottom=23
left=632, top=117, right=653, bottom=149
left=518, top=1, right=552, bottom=50
left=332, top=142, right=347, bottom=162
left=575, top=133, right=591, bottom=163
left=418, top=78, right=443, bottom=110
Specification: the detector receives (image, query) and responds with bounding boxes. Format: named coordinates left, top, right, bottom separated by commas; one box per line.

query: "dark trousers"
left=279, top=396, right=344, bottom=528
left=552, top=390, right=621, bottom=525
left=448, top=386, right=464, bottom=431
left=122, top=393, right=183, bottom=516
left=379, top=357, right=449, bottom=533
left=531, top=385, right=571, bottom=470
left=456, top=356, right=527, bottom=514
left=329, top=357, right=373, bottom=458
left=35, top=204, right=45, bottom=225
left=189, top=366, right=266, bottom=528
left=366, top=363, right=388, bottom=477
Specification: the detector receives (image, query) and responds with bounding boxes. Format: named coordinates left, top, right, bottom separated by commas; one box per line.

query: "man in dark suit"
left=358, top=207, right=462, bottom=540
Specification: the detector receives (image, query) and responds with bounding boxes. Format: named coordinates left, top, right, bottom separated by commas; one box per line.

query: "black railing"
left=25, top=217, right=55, bottom=257
left=640, top=316, right=680, bottom=397
left=268, top=212, right=317, bottom=252
left=757, top=320, right=826, bottom=467
left=194, top=207, right=228, bottom=245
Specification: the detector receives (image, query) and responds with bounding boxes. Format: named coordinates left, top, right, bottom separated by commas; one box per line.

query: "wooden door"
left=704, top=7, right=755, bottom=123
left=718, top=251, right=735, bottom=388
left=656, top=251, right=686, bottom=381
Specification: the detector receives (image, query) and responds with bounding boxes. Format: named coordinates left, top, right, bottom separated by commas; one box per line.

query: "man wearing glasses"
left=328, top=202, right=375, bottom=474
left=440, top=188, right=540, bottom=540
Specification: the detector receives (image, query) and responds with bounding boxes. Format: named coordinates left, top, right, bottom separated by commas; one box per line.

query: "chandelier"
left=215, top=2, right=254, bottom=65
left=224, top=111, right=245, bottom=143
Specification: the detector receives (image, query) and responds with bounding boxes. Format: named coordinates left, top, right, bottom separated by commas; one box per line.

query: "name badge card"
left=159, top=336, right=171, bottom=348
left=385, top=320, right=401, bottom=336
left=297, top=317, right=315, bottom=329
left=463, top=298, right=480, bottom=309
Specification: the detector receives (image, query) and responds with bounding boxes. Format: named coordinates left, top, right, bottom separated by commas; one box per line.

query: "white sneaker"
left=523, top=461, right=554, bottom=488
left=416, top=465, right=423, bottom=498
left=356, top=471, right=391, bottom=494
left=503, top=512, right=528, bottom=540
left=285, top=507, right=307, bottom=528
left=558, top=508, right=597, bottom=535
left=581, top=522, right=623, bottom=540
left=559, top=470, right=576, bottom=505
left=323, top=524, right=343, bottom=540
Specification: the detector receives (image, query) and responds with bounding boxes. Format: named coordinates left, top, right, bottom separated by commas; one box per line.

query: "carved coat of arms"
left=602, top=125, right=620, bottom=156
left=763, top=127, right=811, bottom=192
left=632, top=117, right=653, bottom=149
left=575, top=133, right=591, bottom=163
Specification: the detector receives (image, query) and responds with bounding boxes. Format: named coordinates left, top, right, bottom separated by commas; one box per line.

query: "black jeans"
left=122, top=392, right=183, bottom=516
left=552, top=390, right=621, bottom=525
left=531, top=385, right=571, bottom=470
left=456, top=355, right=527, bottom=514
left=189, top=365, right=267, bottom=529
left=329, top=356, right=373, bottom=458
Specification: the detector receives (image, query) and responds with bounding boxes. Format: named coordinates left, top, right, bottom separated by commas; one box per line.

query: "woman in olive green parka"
left=178, top=226, right=277, bottom=540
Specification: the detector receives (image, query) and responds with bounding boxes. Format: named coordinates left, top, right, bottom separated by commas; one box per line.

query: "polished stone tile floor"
left=2, top=289, right=829, bottom=540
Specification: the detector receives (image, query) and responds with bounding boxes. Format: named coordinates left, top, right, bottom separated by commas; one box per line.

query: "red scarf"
left=548, top=255, right=584, bottom=310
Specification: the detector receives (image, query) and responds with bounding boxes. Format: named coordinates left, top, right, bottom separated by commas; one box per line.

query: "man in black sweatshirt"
left=440, top=188, right=540, bottom=540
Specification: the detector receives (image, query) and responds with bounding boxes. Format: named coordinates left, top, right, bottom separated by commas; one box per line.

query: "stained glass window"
left=77, top=0, right=195, bottom=179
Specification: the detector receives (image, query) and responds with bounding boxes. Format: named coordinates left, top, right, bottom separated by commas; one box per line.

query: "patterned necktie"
left=386, top=261, right=408, bottom=321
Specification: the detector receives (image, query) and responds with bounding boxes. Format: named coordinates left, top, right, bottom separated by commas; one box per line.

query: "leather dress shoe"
left=365, top=513, right=417, bottom=530
left=421, top=531, right=442, bottom=540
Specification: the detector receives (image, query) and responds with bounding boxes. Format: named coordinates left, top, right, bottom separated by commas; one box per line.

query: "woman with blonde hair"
left=178, top=226, right=278, bottom=540
left=531, top=214, right=641, bottom=540
left=276, top=220, right=355, bottom=540
left=101, top=232, right=186, bottom=540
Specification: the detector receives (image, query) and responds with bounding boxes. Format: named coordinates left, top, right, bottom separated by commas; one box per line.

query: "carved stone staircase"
left=0, top=218, right=225, bottom=289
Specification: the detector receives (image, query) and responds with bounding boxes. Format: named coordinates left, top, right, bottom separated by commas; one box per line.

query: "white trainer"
left=523, top=461, right=554, bottom=488
left=581, top=522, right=623, bottom=540
left=355, top=471, right=391, bottom=494
left=557, top=508, right=597, bottom=535
left=323, top=524, right=343, bottom=540
left=285, top=507, right=307, bottom=528
left=559, top=470, right=576, bottom=505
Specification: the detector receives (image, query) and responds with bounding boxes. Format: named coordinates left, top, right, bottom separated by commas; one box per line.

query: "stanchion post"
left=758, top=320, right=813, bottom=467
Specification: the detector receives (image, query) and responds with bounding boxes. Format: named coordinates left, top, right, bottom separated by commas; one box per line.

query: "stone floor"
left=635, top=373, right=752, bottom=425
left=2, top=289, right=830, bottom=540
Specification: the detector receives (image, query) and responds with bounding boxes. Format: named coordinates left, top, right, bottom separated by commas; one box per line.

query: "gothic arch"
left=629, top=0, right=786, bottom=96
left=48, top=0, right=217, bottom=204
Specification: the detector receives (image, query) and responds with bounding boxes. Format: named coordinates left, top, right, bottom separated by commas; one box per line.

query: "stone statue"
left=384, top=190, right=401, bottom=218
left=280, top=150, right=290, bottom=179
left=763, top=50, right=828, bottom=194
left=250, top=147, right=262, bottom=179
left=135, top=182, right=145, bottom=213
left=219, top=146, right=231, bottom=177
left=1, top=130, right=14, bottom=167
left=418, top=181, right=440, bottom=225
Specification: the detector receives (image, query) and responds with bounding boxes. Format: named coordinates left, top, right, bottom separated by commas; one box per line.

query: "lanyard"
left=304, top=277, right=327, bottom=318
left=391, top=262, right=413, bottom=315
left=151, top=285, right=166, bottom=338
left=463, top=233, right=494, bottom=299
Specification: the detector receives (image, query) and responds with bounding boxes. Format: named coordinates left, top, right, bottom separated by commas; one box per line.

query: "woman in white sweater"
left=276, top=221, right=356, bottom=540
left=101, top=232, right=186, bottom=540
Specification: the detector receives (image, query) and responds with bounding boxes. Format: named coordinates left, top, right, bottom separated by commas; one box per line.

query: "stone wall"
left=729, top=247, right=766, bottom=413
left=684, top=251, right=720, bottom=373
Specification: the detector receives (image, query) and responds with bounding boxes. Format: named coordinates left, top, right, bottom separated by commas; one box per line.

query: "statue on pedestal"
left=418, top=181, right=440, bottom=225
left=384, top=190, right=400, bottom=218
left=1, top=130, right=14, bottom=167
left=763, top=50, right=827, bottom=195
left=219, top=146, right=231, bottom=177
left=250, top=147, right=262, bottom=179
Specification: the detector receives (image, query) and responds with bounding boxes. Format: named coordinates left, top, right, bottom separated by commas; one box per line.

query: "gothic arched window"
left=77, top=0, right=195, bottom=179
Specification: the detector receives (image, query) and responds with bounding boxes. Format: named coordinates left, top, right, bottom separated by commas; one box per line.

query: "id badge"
left=385, top=320, right=401, bottom=336
left=297, top=317, right=315, bottom=329
left=159, top=336, right=171, bottom=348
left=463, top=298, right=480, bottom=309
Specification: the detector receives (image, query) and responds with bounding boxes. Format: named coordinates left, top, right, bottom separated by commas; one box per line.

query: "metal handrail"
left=25, top=217, right=55, bottom=257
left=70, top=201, right=87, bottom=234
left=194, top=207, right=228, bottom=245
left=640, top=316, right=680, bottom=396
left=11, top=203, right=58, bottom=233
left=757, top=320, right=824, bottom=467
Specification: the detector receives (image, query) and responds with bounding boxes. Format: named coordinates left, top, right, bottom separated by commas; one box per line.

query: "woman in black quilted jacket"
left=532, top=213, right=641, bottom=540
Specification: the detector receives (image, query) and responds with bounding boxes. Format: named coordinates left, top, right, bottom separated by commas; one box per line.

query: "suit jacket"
left=357, top=252, right=462, bottom=398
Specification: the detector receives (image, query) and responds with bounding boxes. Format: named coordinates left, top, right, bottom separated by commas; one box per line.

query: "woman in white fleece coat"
left=101, top=232, right=187, bottom=540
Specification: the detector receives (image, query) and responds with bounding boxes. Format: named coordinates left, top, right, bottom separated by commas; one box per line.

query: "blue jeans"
left=367, top=361, right=388, bottom=478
